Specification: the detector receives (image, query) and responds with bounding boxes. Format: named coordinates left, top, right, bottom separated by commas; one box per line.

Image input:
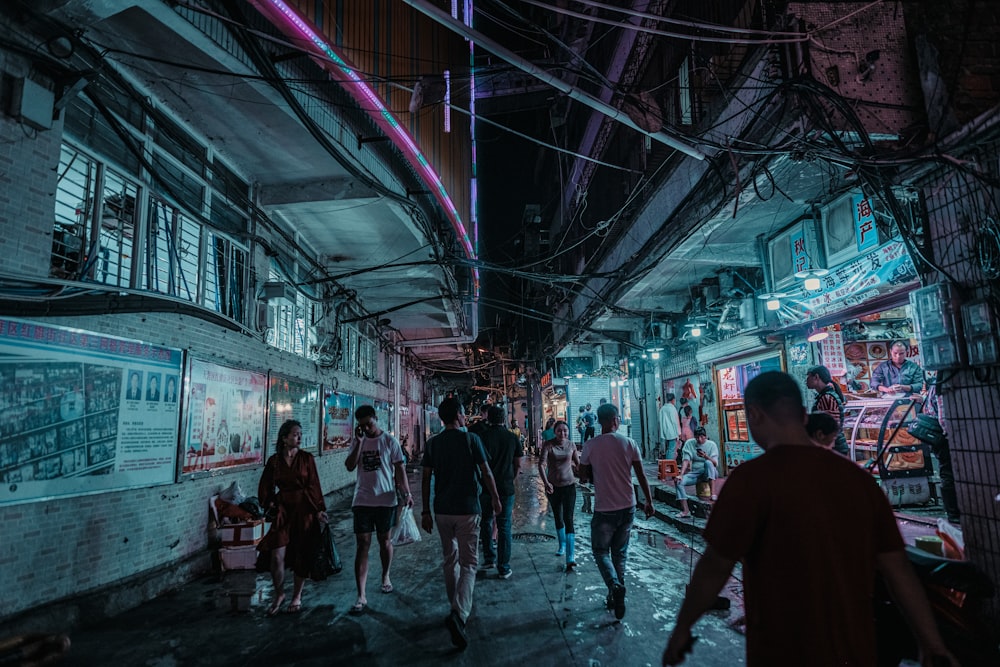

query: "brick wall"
left=0, top=51, right=61, bottom=279
left=0, top=309, right=384, bottom=621
left=0, top=53, right=399, bottom=619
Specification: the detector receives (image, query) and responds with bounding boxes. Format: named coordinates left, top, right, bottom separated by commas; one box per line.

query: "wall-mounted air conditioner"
left=262, top=281, right=297, bottom=302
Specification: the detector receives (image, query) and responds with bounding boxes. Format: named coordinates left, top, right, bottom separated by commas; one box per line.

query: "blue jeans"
left=590, top=507, right=635, bottom=589
left=663, top=438, right=678, bottom=462
left=674, top=462, right=718, bottom=501
left=481, top=493, right=515, bottom=572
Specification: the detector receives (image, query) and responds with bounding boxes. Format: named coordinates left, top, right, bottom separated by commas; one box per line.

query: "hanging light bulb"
left=691, top=327, right=702, bottom=337
left=651, top=351, right=661, bottom=359
left=806, top=325, right=829, bottom=342
left=796, top=268, right=829, bottom=291
left=757, top=291, right=787, bottom=311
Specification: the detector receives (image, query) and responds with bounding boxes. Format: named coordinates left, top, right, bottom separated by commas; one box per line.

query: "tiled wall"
left=919, top=144, right=1000, bottom=621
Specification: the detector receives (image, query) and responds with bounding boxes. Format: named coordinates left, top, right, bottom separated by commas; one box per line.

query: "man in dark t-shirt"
left=662, top=371, right=955, bottom=667
left=421, top=398, right=501, bottom=651
left=478, top=405, right=524, bottom=578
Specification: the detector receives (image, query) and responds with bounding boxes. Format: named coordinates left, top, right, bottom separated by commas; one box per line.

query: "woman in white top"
left=538, top=421, right=581, bottom=571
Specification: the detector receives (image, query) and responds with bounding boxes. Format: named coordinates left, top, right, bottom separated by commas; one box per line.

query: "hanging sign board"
left=0, top=318, right=183, bottom=505
left=819, top=331, right=848, bottom=376
left=182, top=360, right=267, bottom=476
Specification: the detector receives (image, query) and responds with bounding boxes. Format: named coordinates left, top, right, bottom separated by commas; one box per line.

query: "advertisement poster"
left=267, top=374, right=321, bottom=453
left=183, top=360, right=267, bottom=475
left=0, top=318, right=183, bottom=505
left=322, top=391, right=354, bottom=451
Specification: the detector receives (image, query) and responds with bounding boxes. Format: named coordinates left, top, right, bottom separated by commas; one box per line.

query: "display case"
left=843, top=397, right=933, bottom=506
left=842, top=397, right=925, bottom=465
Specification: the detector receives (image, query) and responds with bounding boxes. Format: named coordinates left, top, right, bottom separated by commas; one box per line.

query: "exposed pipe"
left=402, top=0, right=706, bottom=161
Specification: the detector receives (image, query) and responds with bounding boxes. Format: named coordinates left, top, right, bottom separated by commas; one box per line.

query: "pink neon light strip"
left=255, top=0, right=477, bottom=266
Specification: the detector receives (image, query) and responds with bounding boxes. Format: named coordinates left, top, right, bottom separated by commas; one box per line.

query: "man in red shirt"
left=662, top=371, right=955, bottom=667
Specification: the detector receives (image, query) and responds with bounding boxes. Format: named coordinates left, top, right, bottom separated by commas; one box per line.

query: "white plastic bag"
left=391, top=506, right=421, bottom=546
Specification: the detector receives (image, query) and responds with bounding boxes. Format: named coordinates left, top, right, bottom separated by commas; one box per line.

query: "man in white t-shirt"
left=345, top=404, right=412, bottom=615
left=579, top=403, right=654, bottom=621
left=673, top=427, right=720, bottom=518
left=658, top=392, right=680, bottom=461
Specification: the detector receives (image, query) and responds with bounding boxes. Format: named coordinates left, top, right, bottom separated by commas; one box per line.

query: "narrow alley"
left=58, top=462, right=748, bottom=667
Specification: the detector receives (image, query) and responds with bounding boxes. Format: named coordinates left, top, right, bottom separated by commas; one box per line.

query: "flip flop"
left=287, top=602, right=302, bottom=613
left=381, top=583, right=393, bottom=594
left=676, top=511, right=691, bottom=519
left=266, top=595, right=285, bottom=617
left=349, top=601, right=367, bottom=615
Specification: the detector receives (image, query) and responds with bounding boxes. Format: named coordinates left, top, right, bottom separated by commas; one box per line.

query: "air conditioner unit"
left=256, top=303, right=274, bottom=330
left=766, top=217, right=821, bottom=290
left=821, top=191, right=892, bottom=266
left=262, top=281, right=297, bottom=302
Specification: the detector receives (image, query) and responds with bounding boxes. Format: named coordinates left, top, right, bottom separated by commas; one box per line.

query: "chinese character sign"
left=718, top=366, right=740, bottom=400
left=819, top=331, right=848, bottom=375
left=853, top=194, right=879, bottom=251
left=790, top=227, right=809, bottom=274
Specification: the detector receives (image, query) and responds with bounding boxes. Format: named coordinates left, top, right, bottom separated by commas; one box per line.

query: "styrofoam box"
left=219, top=520, right=264, bottom=547
left=220, top=545, right=258, bottom=571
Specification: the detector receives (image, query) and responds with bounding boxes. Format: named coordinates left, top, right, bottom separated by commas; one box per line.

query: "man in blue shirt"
left=871, top=341, right=925, bottom=396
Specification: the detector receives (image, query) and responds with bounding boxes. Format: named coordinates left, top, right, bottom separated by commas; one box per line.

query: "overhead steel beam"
left=403, top=0, right=706, bottom=161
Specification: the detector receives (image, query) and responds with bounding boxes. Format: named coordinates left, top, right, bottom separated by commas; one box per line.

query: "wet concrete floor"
left=60, top=463, right=749, bottom=666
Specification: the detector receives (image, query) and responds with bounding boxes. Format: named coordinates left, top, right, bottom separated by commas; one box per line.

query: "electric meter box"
left=961, top=299, right=999, bottom=366
left=909, top=283, right=963, bottom=370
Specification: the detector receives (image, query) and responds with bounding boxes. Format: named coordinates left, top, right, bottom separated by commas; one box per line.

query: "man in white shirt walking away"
left=579, top=403, right=655, bottom=620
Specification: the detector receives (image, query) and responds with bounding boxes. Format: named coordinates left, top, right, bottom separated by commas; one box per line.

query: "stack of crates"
left=219, top=519, right=264, bottom=571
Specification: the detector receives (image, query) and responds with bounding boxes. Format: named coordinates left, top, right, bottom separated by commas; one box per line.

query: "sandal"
left=675, top=511, right=691, bottom=519
left=381, top=583, right=393, bottom=594
left=287, top=601, right=302, bottom=613
left=349, top=600, right=367, bottom=615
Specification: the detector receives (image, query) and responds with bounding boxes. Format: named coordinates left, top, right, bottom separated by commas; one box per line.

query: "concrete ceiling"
left=59, top=1, right=468, bottom=361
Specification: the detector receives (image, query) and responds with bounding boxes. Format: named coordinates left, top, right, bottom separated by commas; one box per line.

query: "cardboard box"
left=219, top=519, right=264, bottom=547
left=220, top=545, right=259, bottom=571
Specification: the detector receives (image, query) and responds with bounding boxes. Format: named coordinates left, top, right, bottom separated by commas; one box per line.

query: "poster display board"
left=183, top=360, right=267, bottom=475
left=322, top=391, right=354, bottom=451
left=267, top=374, right=321, bottom=453
left=0, top=318, right=183, bottom=505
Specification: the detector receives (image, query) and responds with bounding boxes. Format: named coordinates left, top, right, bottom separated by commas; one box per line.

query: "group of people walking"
left=255, top=369, right=957, bottom=665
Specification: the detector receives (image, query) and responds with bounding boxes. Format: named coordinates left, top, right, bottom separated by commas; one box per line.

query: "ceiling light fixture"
left=806, top=325, right=829, bottom=342
left=757, top=291, right=787, bottom=311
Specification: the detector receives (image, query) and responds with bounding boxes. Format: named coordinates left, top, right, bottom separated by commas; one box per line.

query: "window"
left=264, top=268, right=316, bottom=357
left=204, top=233, right=248, bottom=321
left=145, top=198, right=199, bottom=301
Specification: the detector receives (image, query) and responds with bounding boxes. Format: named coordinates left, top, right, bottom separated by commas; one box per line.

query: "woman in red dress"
left=258, top=420, right=328, bottom=615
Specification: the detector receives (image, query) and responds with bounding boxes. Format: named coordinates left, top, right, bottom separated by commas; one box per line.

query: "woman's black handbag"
left=310, top=523, right=342, bottom=581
